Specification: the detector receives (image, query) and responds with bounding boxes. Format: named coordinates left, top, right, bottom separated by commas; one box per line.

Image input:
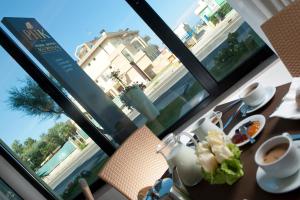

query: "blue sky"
left=0, top=0, right=200, bottom=145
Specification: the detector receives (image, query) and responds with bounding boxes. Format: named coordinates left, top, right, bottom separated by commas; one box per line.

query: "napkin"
left=270, top=78, right=300, bottom=119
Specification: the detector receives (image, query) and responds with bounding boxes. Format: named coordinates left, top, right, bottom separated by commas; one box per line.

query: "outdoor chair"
left=98, top=126, right=168, bottom=200
left=261, top=0, right=300, bottom=77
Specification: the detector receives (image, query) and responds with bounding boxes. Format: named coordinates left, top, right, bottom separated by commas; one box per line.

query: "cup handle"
left=212, top=111, right=223, bottom=130
left=178, top=132, right=198, bottom=148
left=282, top=132, right=291, bottom=138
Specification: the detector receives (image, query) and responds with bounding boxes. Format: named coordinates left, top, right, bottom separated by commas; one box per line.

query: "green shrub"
left=209, top=15, right=219, bottom=25
left=218, top=3, right=233, bottom=18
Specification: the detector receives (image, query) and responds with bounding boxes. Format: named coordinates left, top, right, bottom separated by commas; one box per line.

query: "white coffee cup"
left=206, top=110, right=223, bottom=127
left=255, top=133, right=300, bottom=178
left=190, top=115, right=223, bottom=141
left=239, top=82, right=265, bottom=107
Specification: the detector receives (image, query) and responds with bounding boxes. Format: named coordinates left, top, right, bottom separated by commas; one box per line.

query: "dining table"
left=186, top=83, right=300, bottom=200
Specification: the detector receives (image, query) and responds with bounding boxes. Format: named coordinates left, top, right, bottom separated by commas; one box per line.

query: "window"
left=0, top=0, right=272, bottom=199
left=146, top=0, right=267, bottom=81
left=63, top=1, right=208, bottom=138
left=121, top=49, right=134, bottom=62
left=144, top=64, right=156, bottom=79
left=0, top=46, right=109, bottom=199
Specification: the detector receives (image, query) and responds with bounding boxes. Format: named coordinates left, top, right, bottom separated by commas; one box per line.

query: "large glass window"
left=69, top=1, right=209, bottom=137
left=0, top=0, right=212, bottom=199
left=147, top=0, right=266, bottom=81
left=0, top=0, right=272, bottom=199
left=0, top=0, right=209, bottom=139
left=0, top=47, right=109, bottom=199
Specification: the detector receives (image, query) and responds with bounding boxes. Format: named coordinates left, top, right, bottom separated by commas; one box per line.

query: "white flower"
left=198, top=152, right=218, bottom=173
left=196, top=141, right=210, bottom=154
left=206, top=131, right=225, bottom=147
left=211, top=145, right=233, bottom=163
left=196, top=130, right=235, bottom=172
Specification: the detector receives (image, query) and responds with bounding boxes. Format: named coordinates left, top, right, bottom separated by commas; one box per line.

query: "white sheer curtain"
left=227, top=0, right=296, bottom=50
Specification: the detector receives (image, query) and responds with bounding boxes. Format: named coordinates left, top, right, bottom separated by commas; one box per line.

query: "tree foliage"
left=7, top=77, right=64, bottom=119
left=48, top=121, right=77, bottom=142
left=11, top=121, right=77, bottom=171
left=214, top=32, right=247, bottom=66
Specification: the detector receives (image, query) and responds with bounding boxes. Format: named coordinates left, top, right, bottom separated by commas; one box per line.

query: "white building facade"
left=75, top=30, right=166, bottom=98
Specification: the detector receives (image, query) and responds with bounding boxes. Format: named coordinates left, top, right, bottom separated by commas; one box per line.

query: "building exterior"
left=75, top=29, right=163, bottom=98
left=194, top=0, right=226, bottom=24
left=174, top=23, right=203, bottom=48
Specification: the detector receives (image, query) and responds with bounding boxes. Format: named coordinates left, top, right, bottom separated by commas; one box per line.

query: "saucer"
left=228, top=114, right=266, bottom=147
left=256, top=140, right=300, bottom=193
left=243, top=86, right=276, bottom=114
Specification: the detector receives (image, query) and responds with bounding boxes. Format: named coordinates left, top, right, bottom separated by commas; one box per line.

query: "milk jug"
left=157, top=133, right=202, bottom=186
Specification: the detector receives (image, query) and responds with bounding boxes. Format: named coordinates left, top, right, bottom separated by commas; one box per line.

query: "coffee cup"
left=206, top=110, right=223, bottom=127
left=239, top=82, right=265, bottom=107
left=189, top=114, right=223, bottom=141
left=255, top=133, right=300, bottom=178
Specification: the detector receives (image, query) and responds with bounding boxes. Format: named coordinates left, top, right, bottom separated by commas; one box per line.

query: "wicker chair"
left=98, top=126, right=168, bottom=200
left=261, top=0, right=300, bottom=77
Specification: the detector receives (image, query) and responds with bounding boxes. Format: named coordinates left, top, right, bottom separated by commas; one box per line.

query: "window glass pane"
left=147, top=0, right=266, bottom=81
left=0, top=47, right=109, bottom=200
left=0, top=178, right=23, bottom=200
left=0, top=0, right=209, bottom=144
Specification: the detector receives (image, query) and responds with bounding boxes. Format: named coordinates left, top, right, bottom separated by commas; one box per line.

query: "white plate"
left=228, top=114, right=266, bottom=147
left=244, top=86, right=276, bottom=114
left=256, top=140, right=300, bottom=194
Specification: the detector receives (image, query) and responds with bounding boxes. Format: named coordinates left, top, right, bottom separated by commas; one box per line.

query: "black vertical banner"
left=2, top=17, right=137, bottom=143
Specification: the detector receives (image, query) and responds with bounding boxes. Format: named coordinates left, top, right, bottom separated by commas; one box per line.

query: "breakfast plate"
left=256, top=140, right=300, bottom=193
left=243, top=86, right=276, bottom=114
left=228, top=115, right=266, bottom=147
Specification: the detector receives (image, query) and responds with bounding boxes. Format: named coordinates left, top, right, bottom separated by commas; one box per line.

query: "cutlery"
left=223, top=102, right=244, bottom=129
left=240, top=104, right=249, bottom=117
left=221, top=99, right=242, bottom=114
left=240, top=125, right=255, bottom=143
left=290, top=134, right=300, bottom=141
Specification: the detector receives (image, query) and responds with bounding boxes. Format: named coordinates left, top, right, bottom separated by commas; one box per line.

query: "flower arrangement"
left=196, top=131, right=244, bottom=185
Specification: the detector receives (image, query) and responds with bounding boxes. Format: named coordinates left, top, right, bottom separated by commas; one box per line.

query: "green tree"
left=24, top=137, right=36, bottom=147
left=7, top=77, right=64, bottom=119
left=11, top=140, right=24, bottom=157
left=214, top=32, right=247, bottom=66
left=48, top=121, right=77, bottom=142
left=41, top=131, right=64, bottom=150
left=10, top=121, right=78, bottom=171
left=24, top=143, right=44, bottom=170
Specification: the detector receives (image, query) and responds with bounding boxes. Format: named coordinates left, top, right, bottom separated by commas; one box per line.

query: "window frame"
left=0, top=0, right=274, bottom=199
left=0, top=28, right=112, bottom=200
left=125, top=0, right=274, bottom=138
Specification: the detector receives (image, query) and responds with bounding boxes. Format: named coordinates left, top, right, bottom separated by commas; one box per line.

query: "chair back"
left=99, top=126, right=168, bottom=200
left=262, top=0, right=300, bottom=77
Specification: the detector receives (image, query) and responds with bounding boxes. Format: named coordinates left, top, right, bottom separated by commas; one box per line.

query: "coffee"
left=263, top=143, right=289, bottom=164
left=240, top=82, right=265, bottom=107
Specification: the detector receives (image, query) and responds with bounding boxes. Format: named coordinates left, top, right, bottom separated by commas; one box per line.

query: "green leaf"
left=202, top=144, right=244, bottom=185
left=227, top=143, right=241, bottom=159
